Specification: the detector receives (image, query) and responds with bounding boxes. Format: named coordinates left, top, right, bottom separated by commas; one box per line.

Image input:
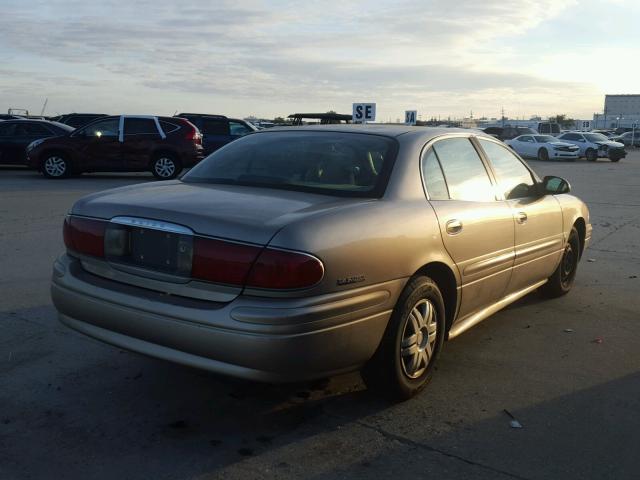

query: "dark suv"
left=175, top=113, right=256, bottom=155
left=483, top=126, right=537, bottom=141
left=0, top=119, right=73, bottom=165
left=53, top=113, right=108, bottom=129
left=27, top=115, right=203, bottom=179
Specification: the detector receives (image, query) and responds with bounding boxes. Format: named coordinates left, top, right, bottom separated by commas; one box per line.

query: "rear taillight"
left=175, top=118, right=202, bottom=145
left=191, top=237, right=324, bottom=289
left=63, top=216, right=106, bottom=257
left=245, top=248, right=324, bottom=289
left=191, top=237, right=261, bottom=285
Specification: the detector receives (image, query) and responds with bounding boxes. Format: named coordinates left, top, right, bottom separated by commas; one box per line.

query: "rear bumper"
left=51, top=254, right=398, bottom=382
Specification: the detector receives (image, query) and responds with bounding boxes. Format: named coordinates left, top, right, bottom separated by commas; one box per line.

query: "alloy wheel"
left=44, top=156, right=67, bottom=177
left=154, top=157, right=176, bottom=178
left=400, top=298, right=438, bottom=379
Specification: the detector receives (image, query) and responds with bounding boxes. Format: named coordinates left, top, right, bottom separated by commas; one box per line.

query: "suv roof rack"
left=176, top=113, right=228, bottom=119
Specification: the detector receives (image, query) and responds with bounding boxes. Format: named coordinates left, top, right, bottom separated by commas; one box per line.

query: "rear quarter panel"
left=258, top=133, right=460, bottom=303
left=554, top=193, right=591, bottom=252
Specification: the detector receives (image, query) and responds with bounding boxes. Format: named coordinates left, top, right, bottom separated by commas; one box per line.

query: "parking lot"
left=1, top=152, right=639, bottom=479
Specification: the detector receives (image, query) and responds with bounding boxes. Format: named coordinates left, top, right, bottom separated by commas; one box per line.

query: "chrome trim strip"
left=515, top=237, right=563, bottom=261
left=110, top=216, right=193, bottom=235
left=463, top=250, right=515, bottom=276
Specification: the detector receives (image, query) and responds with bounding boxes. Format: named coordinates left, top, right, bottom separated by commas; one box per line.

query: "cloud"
left=0, top=0, right=599, bottom=118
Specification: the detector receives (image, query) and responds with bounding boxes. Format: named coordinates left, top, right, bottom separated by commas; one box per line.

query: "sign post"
left=352, top=103, right=376, bottom=124
left=633, top=123, right=637, bottom=148
left=405, top=110, right=417, bottom=125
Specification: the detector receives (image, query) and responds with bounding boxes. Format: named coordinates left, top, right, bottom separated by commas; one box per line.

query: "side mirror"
left=541, top=175, right=571, bottom=195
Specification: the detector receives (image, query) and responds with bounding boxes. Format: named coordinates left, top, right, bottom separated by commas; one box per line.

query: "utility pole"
left=501, top=107, right=505, bottom=127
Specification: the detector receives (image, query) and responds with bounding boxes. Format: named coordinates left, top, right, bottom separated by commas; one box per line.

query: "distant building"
left=593, top=94, right=640, bottom=129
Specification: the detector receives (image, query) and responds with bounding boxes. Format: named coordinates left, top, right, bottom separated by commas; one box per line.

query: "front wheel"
left=537, top=148, right=549, bottom=161
left=540, top=227, right=580, bottom=298
left=151, top=154, right=181, bottom=180
left=585, top=149, right=598, bottom=162
left=42, top=153, right=70, bottom=179
left=361, top=276, right=446, bottom=401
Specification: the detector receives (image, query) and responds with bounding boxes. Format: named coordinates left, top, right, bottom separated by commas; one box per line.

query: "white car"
left=506, top=134, right=580, bottom=161
left=556, top=132, right=626, bottom=162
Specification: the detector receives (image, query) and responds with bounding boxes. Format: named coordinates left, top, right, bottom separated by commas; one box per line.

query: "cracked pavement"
left=1, top=152, right=639, bottom=479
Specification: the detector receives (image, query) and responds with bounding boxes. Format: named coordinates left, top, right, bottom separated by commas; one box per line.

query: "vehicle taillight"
left=245, top=248, right=324, bottom=290
left=191, top=237, right=324, bottom=289
left=63, top=216, right=106, bottom=258
left=191, top=237, right=262, bottom=285
left=175, top=118, right=202, bottom=145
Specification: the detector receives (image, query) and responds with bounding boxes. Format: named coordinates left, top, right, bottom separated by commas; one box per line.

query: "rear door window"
left=0, top=123, right=16, bottom=136
left=124, top=118, right=159, bottom=136
left=431, top=138, right=495, bottom=202
left=202, top=118, right=229, bottom=135
left=24, top=123, right=53, bottom=136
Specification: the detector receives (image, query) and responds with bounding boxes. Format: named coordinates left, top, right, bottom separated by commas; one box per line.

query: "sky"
left=1, top=0, right=638, bottom=121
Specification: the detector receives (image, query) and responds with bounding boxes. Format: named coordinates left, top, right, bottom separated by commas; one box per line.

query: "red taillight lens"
left=175, top=118, right=202, bottom=145
left=63, top=216, right=106, bottom=257
left=245, top=248, right=324, bottom=290
left=191, top=237, right=261, bottom=285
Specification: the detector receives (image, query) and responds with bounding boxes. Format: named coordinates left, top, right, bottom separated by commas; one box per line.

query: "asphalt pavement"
left=1, top=153, right=639, bottom=480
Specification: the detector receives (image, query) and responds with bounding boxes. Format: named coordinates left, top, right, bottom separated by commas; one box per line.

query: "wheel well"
left=151, top=149, right=179, bottom=163
left=574, top=218, right=586, bottom=258
left=415, top=262, right=458, bottom=333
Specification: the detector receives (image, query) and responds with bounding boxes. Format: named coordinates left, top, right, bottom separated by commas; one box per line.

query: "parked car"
left=612, top=131, right=640, bottom=147
left=27, top=115, right=203, bottom=179
left=174, top=113, right=256, bottom=155
left=483, top=126, right=537, bottom=141
left=51, top=126, right=591, bottom=400
left=506, top=134, right=579, bottom=161
left=53, top=113, right=108, bottom=129
left=592, top=130, right=616, bottom=138
left=0, top=119, right=73, bottom=165
left=556, top=131, right=626, bottom=161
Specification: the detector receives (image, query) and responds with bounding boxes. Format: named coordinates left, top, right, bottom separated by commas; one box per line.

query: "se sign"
left=405, top=110, right=417, bottom=125
left=352, top=103, right=376, bottom=123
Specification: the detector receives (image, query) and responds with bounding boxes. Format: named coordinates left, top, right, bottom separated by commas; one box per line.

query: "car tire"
left=41, top=153, right=70, bottom=179
left=585, top=149, right=598, bottom=162
left=361, top=275, right=446, bottom=401
left=537, top=148, right=549, bottom=161
left=540, top=226, right=580, bottom=298
left=151, top=154, right=181, bottom=180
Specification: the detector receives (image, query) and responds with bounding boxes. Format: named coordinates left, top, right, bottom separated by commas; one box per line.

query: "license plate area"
left=105, top=219, right=193, bottom=277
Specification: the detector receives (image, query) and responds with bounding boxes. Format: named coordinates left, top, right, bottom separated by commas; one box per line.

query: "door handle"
left=446, top=219, right=463, bottom=235
left=515, top=211, right=528, bottom=224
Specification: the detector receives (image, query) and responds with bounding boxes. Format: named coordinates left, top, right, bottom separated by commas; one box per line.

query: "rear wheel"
left=361, top=276, right=446, bottom=401
left=42, top=153, right=70, bottom=179
left=540, top=227, right=580, bottom=298
left=537, top=148, right=549, bottom=161
left=151, top=154, right=181, bottom=180
left=585, top=148, right=598, bottom=162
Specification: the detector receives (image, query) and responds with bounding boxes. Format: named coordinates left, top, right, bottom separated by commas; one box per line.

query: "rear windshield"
left=182, top=130, right=398, bottom=197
